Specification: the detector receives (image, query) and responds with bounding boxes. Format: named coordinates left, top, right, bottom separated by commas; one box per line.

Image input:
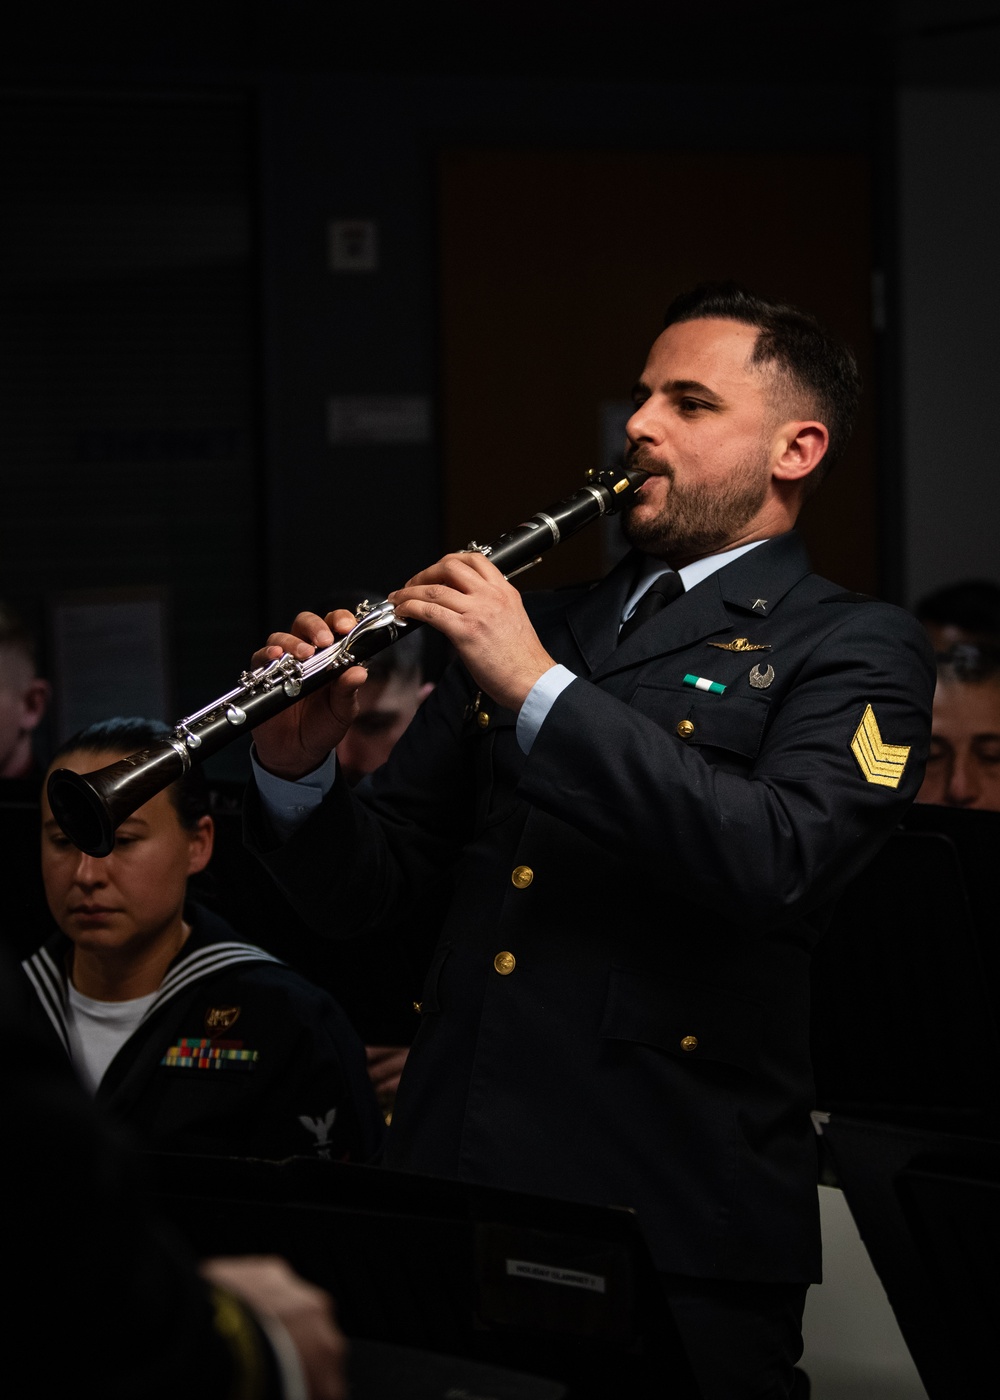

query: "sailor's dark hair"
left=50, top=717, right=210, bottom=830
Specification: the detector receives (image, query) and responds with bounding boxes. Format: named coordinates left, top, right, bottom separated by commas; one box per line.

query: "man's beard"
left=622, top=446, right=771, bottom=562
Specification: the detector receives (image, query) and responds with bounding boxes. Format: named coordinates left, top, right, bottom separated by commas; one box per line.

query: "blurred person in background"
left=0, top=600, right=50, bottom=784
left=190, top=602, right=446, bottom=1122
left=331, top=610, right=434, bottom=789
left=324, top=604, right=437, bottom=1112
left=917, top=644, right=1000, bottom=812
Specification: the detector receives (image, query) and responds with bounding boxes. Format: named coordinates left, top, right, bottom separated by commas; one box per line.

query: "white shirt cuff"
left=251, top=745, right=336, bottom=844
left=253, top=1312, right=308, bottom=1400
left=515, top=665, right=577, bottom=754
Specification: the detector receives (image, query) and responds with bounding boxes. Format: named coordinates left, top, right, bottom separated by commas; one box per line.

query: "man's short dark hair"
left=51, top=716, right=210, bottom=831
left=663, top=281, right=862, bottom=487
left=916, top=579, right=1000, bottom=642
left=936, top=643, right=1000, bottom=687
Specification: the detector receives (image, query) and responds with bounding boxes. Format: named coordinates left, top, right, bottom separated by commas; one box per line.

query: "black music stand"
left=143, top=1155, right=701, bottom=1400
left=900, top=803, right=1000, bottom=992
left=820, top=1114, right=1000, bottom=1400
left=810, top=809, right=1000, bottom=1129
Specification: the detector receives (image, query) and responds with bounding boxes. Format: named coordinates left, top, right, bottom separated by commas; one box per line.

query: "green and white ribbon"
left=682, top=673, right=726, bottom=695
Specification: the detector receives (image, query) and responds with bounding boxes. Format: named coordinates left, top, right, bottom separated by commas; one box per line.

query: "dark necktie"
left=617, top=570, right=684, bottom=645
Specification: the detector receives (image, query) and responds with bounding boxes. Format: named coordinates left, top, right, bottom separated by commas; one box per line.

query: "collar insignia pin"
left=708, top=637, right=771, bottom=652
left=751, top=598, right=768, bottom=612
left=749, top=663, right=775, bottom=690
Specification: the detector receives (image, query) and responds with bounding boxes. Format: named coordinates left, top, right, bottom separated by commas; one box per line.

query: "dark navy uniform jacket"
left=21, top=903, right=384, bottom=1163
left=249, top=533, right=934, bottom=1281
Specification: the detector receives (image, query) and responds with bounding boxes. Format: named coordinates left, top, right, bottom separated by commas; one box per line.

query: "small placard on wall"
left=328, top=219, right=379, bottom=272
left=327, top=395, right=432, bottom=445
left=50, top=590, right=170, bottom=741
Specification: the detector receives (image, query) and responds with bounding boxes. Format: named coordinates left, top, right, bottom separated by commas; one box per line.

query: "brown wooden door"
left=439, top=150, right=875, bottom=592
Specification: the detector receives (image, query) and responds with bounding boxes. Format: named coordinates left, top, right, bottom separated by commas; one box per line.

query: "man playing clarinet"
left=246, top=283, right=934, bottom=1398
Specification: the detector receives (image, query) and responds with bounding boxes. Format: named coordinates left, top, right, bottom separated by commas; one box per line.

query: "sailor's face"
left=41, top=749, right=212, bottom=956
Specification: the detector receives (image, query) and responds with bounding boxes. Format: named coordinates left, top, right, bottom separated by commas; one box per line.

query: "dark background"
left=2, top=0, right=997, bottom=778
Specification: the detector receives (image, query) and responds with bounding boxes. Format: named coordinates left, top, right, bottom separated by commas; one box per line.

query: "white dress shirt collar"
left=622, top=538, right=768, bottom=622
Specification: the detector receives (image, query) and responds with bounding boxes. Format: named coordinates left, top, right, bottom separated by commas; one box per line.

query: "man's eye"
left=678, top=398, right=708, bottom=414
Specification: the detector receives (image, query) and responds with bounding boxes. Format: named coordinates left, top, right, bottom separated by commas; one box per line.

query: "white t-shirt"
left=65, top=982, right=158, bottom=1094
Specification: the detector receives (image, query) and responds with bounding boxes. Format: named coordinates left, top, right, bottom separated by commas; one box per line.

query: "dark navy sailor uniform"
left=248, top=533, right=934, bottom=1282
left=20, top=903, right=384, bottom=1162
left=2, top=939, right=293, bottom=1398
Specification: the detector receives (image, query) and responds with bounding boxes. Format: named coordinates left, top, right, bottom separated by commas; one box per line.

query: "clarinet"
left=47, top=464, right=647, bottom=856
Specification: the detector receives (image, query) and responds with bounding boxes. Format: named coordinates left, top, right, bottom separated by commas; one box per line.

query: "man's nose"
left=945, top=752, right=980, bottom=808
left=625, top=400, right=659, bottom=448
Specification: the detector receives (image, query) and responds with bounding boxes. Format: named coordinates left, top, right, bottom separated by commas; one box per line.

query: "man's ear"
left=20, top=678, right=51, bottom=732
left=771, top=421, right=829, bottom=486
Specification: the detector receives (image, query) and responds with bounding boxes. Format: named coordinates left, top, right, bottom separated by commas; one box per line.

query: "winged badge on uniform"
left=707, top=638, right=771, bottom=652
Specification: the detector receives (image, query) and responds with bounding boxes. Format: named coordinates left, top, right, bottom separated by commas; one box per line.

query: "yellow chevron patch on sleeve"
left=850, top=704, right=911, bottom=788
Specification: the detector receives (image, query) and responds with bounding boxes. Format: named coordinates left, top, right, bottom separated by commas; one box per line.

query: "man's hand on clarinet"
left=251, top=610, right=368, bottom=781
left=390, top=553, right=555, bottom=711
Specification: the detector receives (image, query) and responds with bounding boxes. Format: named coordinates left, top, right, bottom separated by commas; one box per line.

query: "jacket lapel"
left=585, top=533, right=813, bottom=683
left=564, top=550, right=645, bottom=673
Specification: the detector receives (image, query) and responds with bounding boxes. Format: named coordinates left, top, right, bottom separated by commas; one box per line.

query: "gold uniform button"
left=477, top=711, right=490, bottom=728
left=680, top=1035, right=698, bottom=1052
left=511, top=865, right=534, bottom=889
left=676, top=720, right=695, bottom=739
left=494, top=951, right=516, bottom=975
left=412, top=1001, right=423, bottom=1014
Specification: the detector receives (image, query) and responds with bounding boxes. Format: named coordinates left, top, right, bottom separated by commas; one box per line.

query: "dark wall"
left=0, top=17, right=897, bottom=776
left=257, top=71, right=877, bottom=616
